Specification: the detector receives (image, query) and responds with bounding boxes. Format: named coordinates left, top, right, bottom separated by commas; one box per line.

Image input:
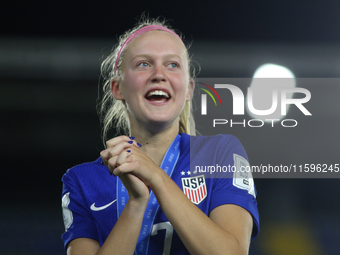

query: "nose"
left=150, top=65, right=166, bottom=83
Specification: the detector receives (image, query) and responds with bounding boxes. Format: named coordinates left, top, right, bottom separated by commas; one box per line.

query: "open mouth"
left=145, top=89, right=171, bottom=103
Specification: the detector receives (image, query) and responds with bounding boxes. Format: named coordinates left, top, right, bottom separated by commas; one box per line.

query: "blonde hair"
left=99, top=17, right=196, bottom=144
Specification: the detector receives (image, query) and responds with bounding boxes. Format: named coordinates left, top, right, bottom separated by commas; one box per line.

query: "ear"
left=110, top=78, right=124, bottom=100
left=186, top=78, right=195, bottom=101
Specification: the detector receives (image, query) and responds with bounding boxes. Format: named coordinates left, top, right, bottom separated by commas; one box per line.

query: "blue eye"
left=168, top=63, right=178, bottom=68
left=138, top=62, right=149, bottom=67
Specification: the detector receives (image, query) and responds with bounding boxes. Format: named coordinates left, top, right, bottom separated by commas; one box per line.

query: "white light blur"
left=246, top=63, right=296, bottom=122
left=253, top=63, right=295, bottom=78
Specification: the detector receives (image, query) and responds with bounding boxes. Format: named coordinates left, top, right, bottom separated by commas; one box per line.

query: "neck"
left=130, top=122, right=179, bottom=166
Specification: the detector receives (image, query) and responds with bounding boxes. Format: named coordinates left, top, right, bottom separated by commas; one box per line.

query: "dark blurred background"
left=1, top=1, right=340, bottom=254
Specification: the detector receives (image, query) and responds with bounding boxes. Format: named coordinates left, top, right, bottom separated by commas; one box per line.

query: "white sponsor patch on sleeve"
left=62, top=192, right=73, bottom=231
left=233, top=154, right=256, bottom=198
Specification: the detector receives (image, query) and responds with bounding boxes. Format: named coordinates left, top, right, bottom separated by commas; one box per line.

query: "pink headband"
left=114, top=25, right=182, bottom=76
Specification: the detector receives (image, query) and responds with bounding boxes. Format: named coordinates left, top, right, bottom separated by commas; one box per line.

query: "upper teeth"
left=147, top=90, right=169, bottom=98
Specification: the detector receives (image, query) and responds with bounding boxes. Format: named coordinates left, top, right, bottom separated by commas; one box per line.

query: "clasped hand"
left=100, top=136, right=160, bottom=202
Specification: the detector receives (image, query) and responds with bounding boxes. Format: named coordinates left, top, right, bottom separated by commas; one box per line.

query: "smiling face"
left=111, top=30, right=193, bottom=132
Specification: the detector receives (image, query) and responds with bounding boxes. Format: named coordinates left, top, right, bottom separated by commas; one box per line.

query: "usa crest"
left=181, top=175, right=207, bottom=205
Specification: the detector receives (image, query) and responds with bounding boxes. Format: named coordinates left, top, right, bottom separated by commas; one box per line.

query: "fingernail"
left=129, top=136, right=135, bottom=140
left=127, top=141, right=133, bottom=144
left=137, top=143, right=142, bottom=147
left=127, top=150, right=131, bottom=153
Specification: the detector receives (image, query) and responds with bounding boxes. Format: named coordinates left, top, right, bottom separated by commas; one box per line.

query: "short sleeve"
left=61, top=169, right=99, bottom=250
left=209, top=135, right=260, bottom=239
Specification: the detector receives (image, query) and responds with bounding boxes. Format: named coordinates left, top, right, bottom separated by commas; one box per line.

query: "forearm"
left=97, top=199, right=147, bottom=255
left=151, top=173, right=247, bottom=255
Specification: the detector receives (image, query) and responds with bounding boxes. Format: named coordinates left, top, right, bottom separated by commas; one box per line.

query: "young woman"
left=61, top=19, right=259, bottom=255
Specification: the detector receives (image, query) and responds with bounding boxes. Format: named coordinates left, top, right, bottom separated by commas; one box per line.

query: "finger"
left=108, top=149, right=132, bottom=174
left=106, top=135, right=135, bottom=148
left=108, top=142, right=134, bottom=158
left=101, top=141, right=134, bottom=163
left=100, top=149, right=111, bottom=165
left=107, top=136, right=142, bottom=149
left=116, top=149, right=132, bottom=167
left=113, top=161, right=140, bottom=176
left=100, top=148, right=119, bottom=166
left=107, top=154, right=119, bottom=173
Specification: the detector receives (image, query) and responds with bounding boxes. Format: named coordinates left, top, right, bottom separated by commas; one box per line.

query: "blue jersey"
left=61, top=133, right=259, bottom=254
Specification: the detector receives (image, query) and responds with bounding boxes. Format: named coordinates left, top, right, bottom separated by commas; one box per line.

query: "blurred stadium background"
left=1, top=1, right=340, bottom=254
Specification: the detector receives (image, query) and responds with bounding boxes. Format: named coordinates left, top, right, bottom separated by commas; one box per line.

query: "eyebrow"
left=132, top=54, right=183, bottom=61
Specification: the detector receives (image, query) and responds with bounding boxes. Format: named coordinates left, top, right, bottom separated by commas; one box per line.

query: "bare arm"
left=114, top=154, right=254, bottom=254
left=151, top=172, right=253, bottom=255
left=67, top=136, right=149, bottom=255
left=104, top=137, right=254, bottom=255
left=67, top=196, right=148, bottom=255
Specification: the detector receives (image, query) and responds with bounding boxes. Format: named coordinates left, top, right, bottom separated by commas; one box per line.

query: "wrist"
left=126, top=197, right=149, bottom=213
left=149, top=168, right=168, bottom=193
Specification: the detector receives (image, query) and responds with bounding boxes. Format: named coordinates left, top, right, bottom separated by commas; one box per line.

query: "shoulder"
left=182, top=132, right=242, bottom=146
left=61, top=157, right=116, bottom=208
left=62, top=157, right=108, bottom=184
left=181, top=133, right=245, bottom=157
